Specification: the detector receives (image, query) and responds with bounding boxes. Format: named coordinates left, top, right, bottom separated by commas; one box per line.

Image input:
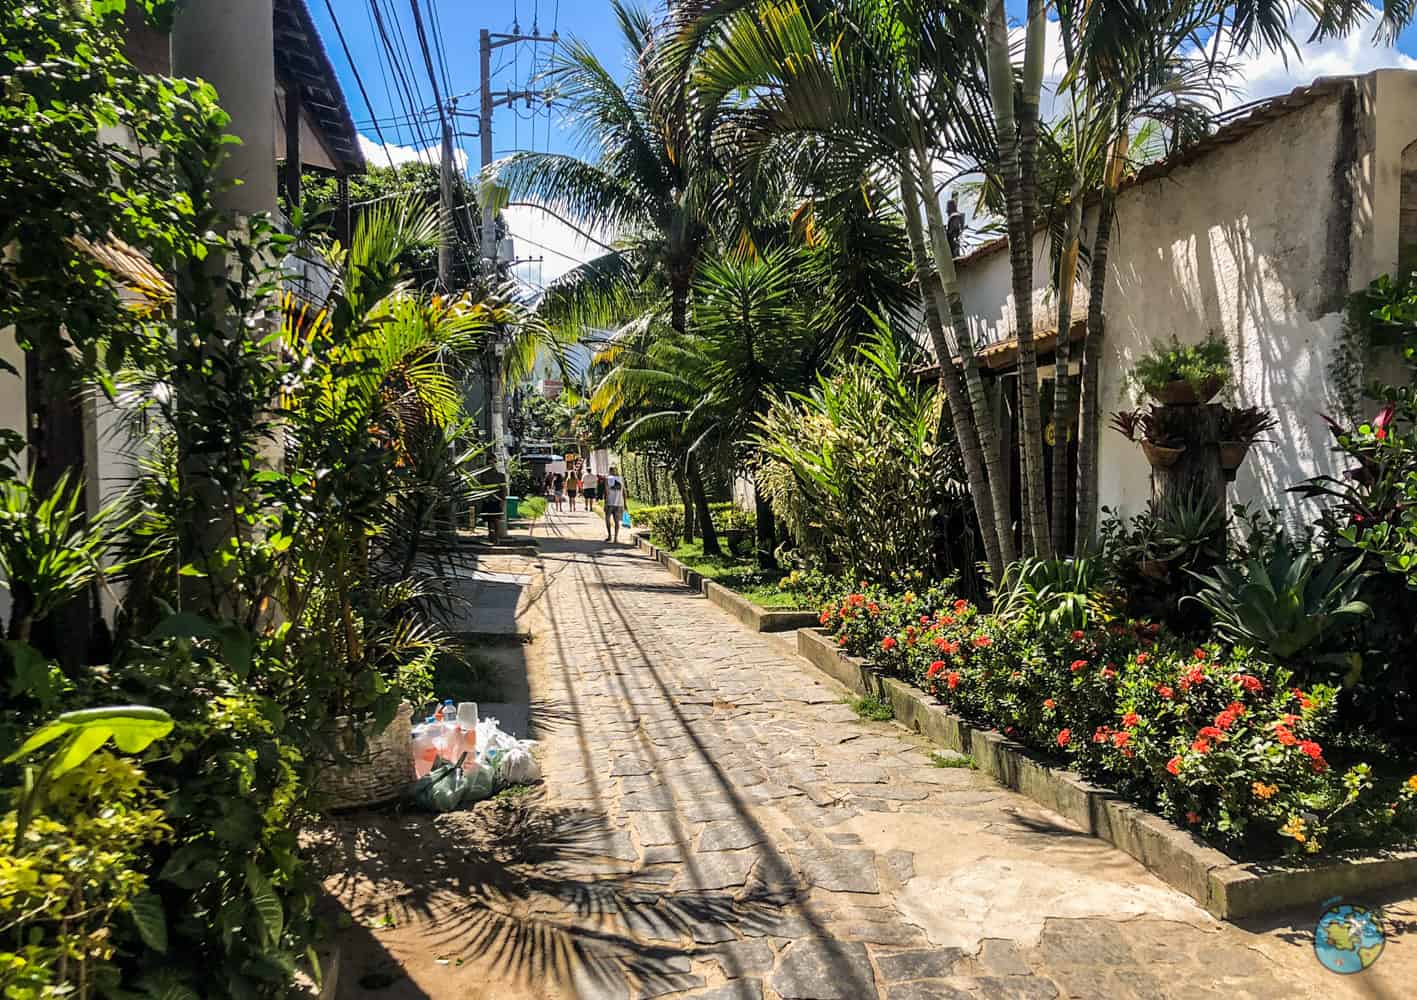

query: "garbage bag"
left=622, top=511, right=632, bottom=528
left=494, top=745, right=542, bottom=786
left=461, top=760, right=496, bottom=804
left=411, top=753, right=469, bottom=812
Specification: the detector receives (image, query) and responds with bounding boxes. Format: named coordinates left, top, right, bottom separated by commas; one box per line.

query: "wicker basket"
left=318, top=702, right=414, bottom=812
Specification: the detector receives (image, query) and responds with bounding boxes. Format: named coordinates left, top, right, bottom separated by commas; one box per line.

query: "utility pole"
left=479, top=25, right=557, bottom=540
left=438, top=112, right=454, bottom=289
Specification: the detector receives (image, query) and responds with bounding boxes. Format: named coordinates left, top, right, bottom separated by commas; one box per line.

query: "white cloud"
left=1222, top=14, right=1417, bottom=107
left=357, top=135, right=469, bottom=173
left=501, top=204, right=616, bottom=286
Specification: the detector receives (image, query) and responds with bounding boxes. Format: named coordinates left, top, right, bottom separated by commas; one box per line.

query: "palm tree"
left=676, top=0, right=1019, bottom=584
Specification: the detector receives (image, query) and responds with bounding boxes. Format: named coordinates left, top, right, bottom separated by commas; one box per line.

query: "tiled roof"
left=275, top=0, right=365, bottom=173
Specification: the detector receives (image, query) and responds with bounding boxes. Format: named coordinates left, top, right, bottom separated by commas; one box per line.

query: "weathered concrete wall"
left=955, top=73, right=1417, bottom=527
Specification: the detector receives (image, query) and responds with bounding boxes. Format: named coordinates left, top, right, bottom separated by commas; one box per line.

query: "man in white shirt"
left=604, top=466, right=626, bottom=543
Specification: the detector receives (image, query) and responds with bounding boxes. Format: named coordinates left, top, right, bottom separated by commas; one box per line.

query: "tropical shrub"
left=753, top=324, right=967, bottom=583
left=817, top=580, right=1417, bottom=858
left=647, top=506, right=686, bottom=548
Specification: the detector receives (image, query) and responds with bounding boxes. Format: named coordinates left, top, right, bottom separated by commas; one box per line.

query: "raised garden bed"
left=634, top=535, right=819, bottom=633
left=795, top=627, right=1417, bottom=920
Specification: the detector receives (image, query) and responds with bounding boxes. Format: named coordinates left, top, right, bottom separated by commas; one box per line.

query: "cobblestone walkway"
left=322, top=508, right=1415, bottom=998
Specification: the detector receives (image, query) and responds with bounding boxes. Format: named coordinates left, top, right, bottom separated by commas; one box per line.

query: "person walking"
left=604, top=465, right=626, bottom=543
left=552, top=471, right=565, bottom=512
left=565, top=468, right=579, bottom=512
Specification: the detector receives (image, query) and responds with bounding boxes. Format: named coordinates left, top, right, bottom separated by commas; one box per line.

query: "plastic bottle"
left=433, top=703, right=445, bottom=723
left=411, top=718, right=441, bottom=777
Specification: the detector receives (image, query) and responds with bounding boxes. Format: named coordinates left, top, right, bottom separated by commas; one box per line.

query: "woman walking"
left=552, top=471, right=565, bottom=512
left=565, top=469, right=580, bottom=512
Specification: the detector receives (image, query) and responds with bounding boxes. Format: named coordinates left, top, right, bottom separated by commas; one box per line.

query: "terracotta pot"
left=1149, top=375, right=1223, bottom=406
left=1141, top=440, right=1185, bottom=468
left=1218, top=440, right=1251, bottom=471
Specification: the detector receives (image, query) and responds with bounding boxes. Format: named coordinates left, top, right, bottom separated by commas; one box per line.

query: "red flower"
left=1101, top=667, right=1117, bottom=681
left=1004, top=725, right=1015, bottom=735
left=1186, top=811, right=1200, bottom=826
left=920, top=615, right=931, bottom=625
left=942, top=640, right=960, bottom=656
left=972, top=635, right=993, bottom=649
left=1185, top=666, right=1207, bottom=687
left=1198, top=725, right=1226, bottom=740
left=1191, top=737, right=1212, bottom=754
left=1274, top=725, right=1298, bottom=747
left=881, top=636, right=897, bottom=651
left=1166, top=757, right=1182, bottom=776
left=1112, top=731, right=1132, bottom=749
left=1057, top=728, right=1071, bottom=748
left=1093, top=726, right=1112, bottom=744
left=939, top=614, right=956, bottom=626
left=867, top=602, right=880, bottom=615
left=838, top=636, right=848, bottom=647
left=1156, top=684, right=1174, bottom=700
left=953, top=599, right=969, bottom=613
left=1070, top=659, right=1088, bottom=673
left=849, top=593, right=865, bottom=606
left=1043, top=698, right=1056, bottom=711
left=926, top=660, right=945, bottom=679
left=1292, top=689, right=1314, bottom=710
left=1193, top=648, right=1207, bottom=661
left=1136, top=653, right=1150, bottom=665
left=947, top=671, right=961, bottom=690
left=1122, top=712, right=1140, bottom=728
left=819, top=610, right=833, bottom=626
left=1214, top=703, right=1246, bottom=731
left=1298, top=740, right=1324, bottom=760
left=1070, top=629, right=1086, bottom=642
left=1234, top=674, right=1264, bottom=693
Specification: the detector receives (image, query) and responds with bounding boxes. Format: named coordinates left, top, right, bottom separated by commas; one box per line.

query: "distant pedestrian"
left=604, top=465, right=625, bottom=543
left=565, top=469, right=579, bottom=510
left=552, top=471, right=565, bottom=512
left=543, top=472, right=554, bottom=505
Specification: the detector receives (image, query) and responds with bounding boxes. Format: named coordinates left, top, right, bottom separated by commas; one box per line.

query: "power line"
left=321, top=0, right=397, bottom=170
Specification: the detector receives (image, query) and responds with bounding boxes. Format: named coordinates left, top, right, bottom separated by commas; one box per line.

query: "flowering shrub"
left=818, top=582, right=1417, bottom=858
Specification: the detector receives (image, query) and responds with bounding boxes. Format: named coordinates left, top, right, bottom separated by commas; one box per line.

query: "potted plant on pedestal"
left=1111, top=408, right=1185, bottom=468
left=1128, top=333, right=1232, bottom=405
left=1219, top=406, right=1278, bottom=473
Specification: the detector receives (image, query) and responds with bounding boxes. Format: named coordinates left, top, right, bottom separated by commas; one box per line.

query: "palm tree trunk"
left=1049, top=194, right=1084, bottom=549
left=674, top=467, right=694, bottom=543
left=987, top=0, right=1051, bottom=558
left=688, top=457, right=721, bottom=557
left=1075, top=134, right=1126, bottom=555
left=912, top=144, right=1018, bottom=572
left=898, top=159, right=1007, bottom=584
left=670, top=266, right=691, bottom=335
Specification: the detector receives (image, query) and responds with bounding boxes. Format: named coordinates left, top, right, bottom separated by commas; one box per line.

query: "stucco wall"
left=954, top=77, right=1409, bottom=527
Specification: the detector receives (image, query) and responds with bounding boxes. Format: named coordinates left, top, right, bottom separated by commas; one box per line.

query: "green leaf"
left=245, top=861, right=283, bottom=948
left=129, top=892, right=168, bottom=953
left=216, top=624, right=254, bottom=679
left=149, top=612, right=217, bottom=640
left=2, top=640, right=56, bottom=701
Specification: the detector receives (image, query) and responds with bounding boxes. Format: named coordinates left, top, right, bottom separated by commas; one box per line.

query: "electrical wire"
left=321, top=0, right=398, bottom=169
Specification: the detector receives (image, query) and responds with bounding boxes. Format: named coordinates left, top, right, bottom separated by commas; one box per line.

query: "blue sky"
left=311, top=1, right=1417, bottom=282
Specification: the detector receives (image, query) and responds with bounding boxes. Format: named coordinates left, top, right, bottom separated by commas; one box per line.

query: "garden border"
left=795, top=627, right=1417, bottom=920
left=632, top=533, right=820, bottom=633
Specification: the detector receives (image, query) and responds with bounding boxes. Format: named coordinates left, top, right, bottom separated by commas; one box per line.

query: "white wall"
left=1, top=327, right=24, bottom=629
left=955, top=76, right=1410, bottom=526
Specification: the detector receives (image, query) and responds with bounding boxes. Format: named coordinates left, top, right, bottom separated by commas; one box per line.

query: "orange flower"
left=1186, top=811, right=1200, bottom=826
left=926, top=660, right=945, bottom=679
left=1122, top=712, right=1140, bottom=728
left=1136, top=653, right=1150, bottom=665
left=1043, top=698, right=1056, bottom=711
left=1194, top=648, right=1207, bottom=660
left=1112, top=730, right=1132, bottom=749
left=947, top=671, right=961, bottom=690
left=953, top=599, right=969, bottom=612
left=1252, top=781, right=1279, bottom=800
left=1156, top=684, right=1174, bottom=699
left=1070, top=659, right=1088, bottom=673
left=1056, top=728, right=1071, bottom=748
left=972, top=635, right=993, bottom=649
left=881, top=636, right=897, bottom=652
left=1166, top=757, right=1182, bottom=776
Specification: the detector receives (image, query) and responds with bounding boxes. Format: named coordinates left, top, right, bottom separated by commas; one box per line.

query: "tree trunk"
left=913, top=145, right=1018, bottom=572
left=1049, top=195, right=1084, bottom=550
left=670, top=267, right=691, bottom=336
left=989, top=0, right=1051, bottom=558
left=1075, top=136, right=1126, bottom=555
left=753, top=472, right=778, bottom=571
left=674, top=468, right=694, bottom=543
left=688, top=457, right=720, bottom=557
left=898, top=159, right=1007, bottom=583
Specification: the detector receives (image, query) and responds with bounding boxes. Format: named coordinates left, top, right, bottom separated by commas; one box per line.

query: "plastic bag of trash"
left=411, top=753, right=469, bottom=812
left=494, top=745, right=542, bottom=786
left=475, top=717, right=540, bottom=788
left=461, top=760, right=496, bottom=804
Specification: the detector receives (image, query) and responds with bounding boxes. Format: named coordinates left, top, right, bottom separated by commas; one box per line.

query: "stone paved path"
left=322, top=506, right=1416, bottom=999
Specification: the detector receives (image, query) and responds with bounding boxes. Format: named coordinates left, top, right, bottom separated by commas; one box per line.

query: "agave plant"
left=1184, top=542, right=1372, bottom=679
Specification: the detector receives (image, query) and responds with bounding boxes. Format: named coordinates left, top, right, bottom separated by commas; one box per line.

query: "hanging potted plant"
left=1128, top=334, right=1232, bottom=405
left=1218, top=406, right=1278, bottom=471
left=1111, top=408, right=1185, bottom=468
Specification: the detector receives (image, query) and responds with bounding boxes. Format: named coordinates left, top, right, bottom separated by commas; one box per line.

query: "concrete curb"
left=632, top=535, right=819, bottom=633
left=795, top=627, right=1417, bottom=920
